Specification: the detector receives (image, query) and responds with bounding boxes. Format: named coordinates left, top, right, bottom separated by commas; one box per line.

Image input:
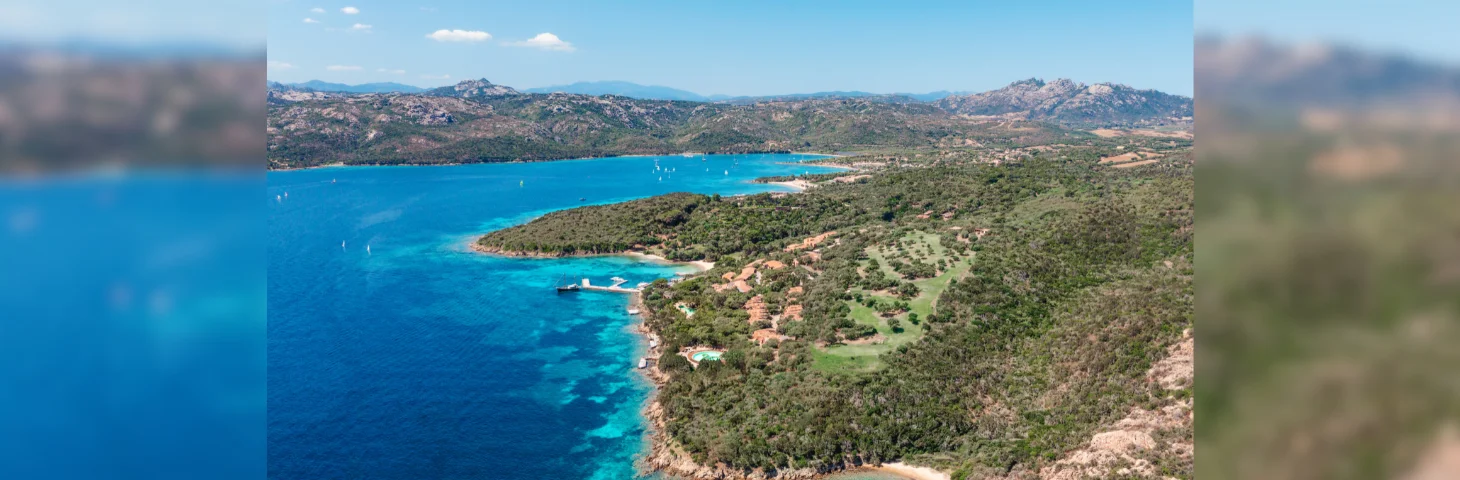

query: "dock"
left=578, top=277, right=641, bottom=293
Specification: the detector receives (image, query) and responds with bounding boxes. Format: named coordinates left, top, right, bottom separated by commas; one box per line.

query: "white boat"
left=638, top=358, right=648, bottom=369
left=366, top=245, right=371, bottom=255
left=724, top=170, right=729, bottom=175
left=627, top=308, right=640, bottom=315
left=341, top=241, right=346, bottom=249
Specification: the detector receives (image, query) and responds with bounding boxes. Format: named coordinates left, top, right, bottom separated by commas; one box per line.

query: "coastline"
left=620, top=251, right=715, bottom=272
left=269, top=151, right=842, bottom=172
left=470, top=242, right=714, bottom=272
left=456, top=155, right=938, bottom=480
left=872, top=463, right=952, bottom=480
left=630, top=281, right=946, bottom=480
left=768, top=179, right=815, bottom=192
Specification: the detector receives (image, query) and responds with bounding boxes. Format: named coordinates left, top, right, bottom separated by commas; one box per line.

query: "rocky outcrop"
left=430, top=78, right=519, bottom=98
left=934, top=78, right=1192, bottom=127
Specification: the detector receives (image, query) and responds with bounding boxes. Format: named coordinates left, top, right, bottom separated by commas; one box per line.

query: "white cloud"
left=426, top=29, right=491, bottom=42
left=341, top=6, right=359, bottom=14
left=303, top=17, right=319, bottom=24
left=326, top=65, right=362, bottom=71
left=378, top=68, right=406, bottom=74
left=267, top=60, right=295, bottom=69
left=420, top=74, right=451, bottom=80
left=351, top=23, right=372, bottom=32
left=310, top=7, right=324, bottom=13
left=505, top=32, right=574, bottom=52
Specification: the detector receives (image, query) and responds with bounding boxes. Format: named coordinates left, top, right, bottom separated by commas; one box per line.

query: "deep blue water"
left=0, top=172, right=266, bottom=479
left=267, top=154, right=840, bottom=479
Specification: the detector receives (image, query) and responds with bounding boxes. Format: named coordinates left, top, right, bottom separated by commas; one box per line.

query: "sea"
left=266, top=154, right=888, bottom=479
left=0, top=171, right=266, bottom=479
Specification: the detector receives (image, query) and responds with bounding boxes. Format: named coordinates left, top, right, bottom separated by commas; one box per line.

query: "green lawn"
left=813, top=231, right=974, bottom=373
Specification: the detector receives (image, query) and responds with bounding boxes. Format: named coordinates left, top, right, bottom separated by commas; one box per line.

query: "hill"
left=282, top=80, right=427, bottom=94
left=266, top=79, right=1074, bottom=169
left=477, top=151, right=1195, bottom=479
left=1195, top=36, right=1460, bottom=110
left=935, top=78, right=1192, bottom=127
left=524, top=81, right=711, bottom=101
left=520, top=81, right=969, bottom=104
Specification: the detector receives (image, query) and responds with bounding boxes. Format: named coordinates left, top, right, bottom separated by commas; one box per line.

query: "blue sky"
left=1197, top=0, right=1460, bottom=66
left=267, top=0, right=1194, bottom=96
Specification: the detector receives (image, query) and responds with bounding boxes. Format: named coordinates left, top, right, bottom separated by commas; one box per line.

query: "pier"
left=578, top=277, right=641, bottom=293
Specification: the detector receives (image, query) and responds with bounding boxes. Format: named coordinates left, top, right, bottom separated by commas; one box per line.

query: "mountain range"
left=934, top=78, right=1192, bottom=126
left=523, top=81, right=722, bottom=102
left=1196, top=36, right=1460, bottom=110
left=274, top=80, right=427, bottom=94
left=277, top=79, right=977, bottom=104
left=267, top=77, right=1191, bottom=168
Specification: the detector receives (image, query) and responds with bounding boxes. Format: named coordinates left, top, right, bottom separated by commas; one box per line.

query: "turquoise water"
left=268, top=154, right=841, bottom=479
left=691, top=351, right=723, bottom=362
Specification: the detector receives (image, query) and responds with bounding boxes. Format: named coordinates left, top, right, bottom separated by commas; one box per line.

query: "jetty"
left=578, top=277, right=641, bottom=293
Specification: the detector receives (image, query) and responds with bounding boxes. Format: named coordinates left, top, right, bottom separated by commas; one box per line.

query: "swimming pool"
left=691, top=351, right=722, bottom=362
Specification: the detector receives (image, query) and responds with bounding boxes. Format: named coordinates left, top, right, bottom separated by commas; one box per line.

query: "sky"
left=1197, top=0, right=1460, bottom=66
left=1, top=0, right=261, bottom=50
left=267, top=0, right=1194, bottom=96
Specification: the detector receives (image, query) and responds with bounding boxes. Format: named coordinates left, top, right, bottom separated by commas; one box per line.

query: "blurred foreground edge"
left=0, top=43, right=266, bottom=480
left=1197, top=35, right=1460, bottom=480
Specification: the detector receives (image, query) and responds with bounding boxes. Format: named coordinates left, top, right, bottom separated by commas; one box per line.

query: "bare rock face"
left=1147, top=329, right=1194, bottom=389
left=1089, top=430, right=1157, bottom=453
left=436, top=78, right=519, bottom=98
left=934, top=78, right=1191, bottom=127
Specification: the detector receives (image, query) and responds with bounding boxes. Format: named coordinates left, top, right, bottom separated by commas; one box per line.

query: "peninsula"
left=475, top=141, right=1194, bottom=479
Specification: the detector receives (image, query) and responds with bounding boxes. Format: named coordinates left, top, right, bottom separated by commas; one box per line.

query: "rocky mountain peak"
left=431, top=78, right=519, bottom=98
left=933, top=78, right=1191, bottom=127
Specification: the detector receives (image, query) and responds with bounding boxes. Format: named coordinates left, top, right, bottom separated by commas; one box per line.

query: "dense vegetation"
left=481, top=150, right=1194, bottom=478
left=267, top=84, right=1084, bottom=169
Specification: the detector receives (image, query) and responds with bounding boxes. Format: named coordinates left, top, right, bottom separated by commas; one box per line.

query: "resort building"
left=744, top=295, right=768, bottom=324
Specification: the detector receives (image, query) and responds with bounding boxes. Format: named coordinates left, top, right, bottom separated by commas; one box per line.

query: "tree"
left=659, top=352, right=692, bottom=374
left=723, top=349, right=748, bottom=371
left=887, top=317, right=902, bottom=332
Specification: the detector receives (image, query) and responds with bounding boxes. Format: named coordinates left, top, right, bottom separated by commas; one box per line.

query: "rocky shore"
left=471, top=243, right=714, bottom=271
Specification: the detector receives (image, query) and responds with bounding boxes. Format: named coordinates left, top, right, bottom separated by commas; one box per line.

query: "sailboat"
left=366, top=244, right=371, bottom=255
left=724, top=170, right=729, bottom=175
left=341, top=240, right=346, bottom=250
left=555, top=274, right=580, bottom=293
left=520, top=180, right=524, bottom=187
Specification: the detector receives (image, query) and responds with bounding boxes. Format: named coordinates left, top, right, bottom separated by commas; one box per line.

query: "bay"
left=267, top=154, right=847, bottom=479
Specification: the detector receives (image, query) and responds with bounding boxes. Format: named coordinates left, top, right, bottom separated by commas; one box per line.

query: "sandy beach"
left=872, top=463, right=950, bottom=480
left=620, top=251, right=715, bottom=271
left=769, top=179, right=815, bottom=192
